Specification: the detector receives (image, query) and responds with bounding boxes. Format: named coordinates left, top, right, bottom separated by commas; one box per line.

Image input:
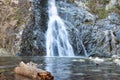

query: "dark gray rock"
left=56, top=1, right=120, bottom=57
left=116, top=30, right=120, bottom=41
left=20, top=0, right=48, bottom=56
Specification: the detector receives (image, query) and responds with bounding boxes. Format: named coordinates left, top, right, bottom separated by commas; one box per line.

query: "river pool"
left=0, top=57, right=120, bottom=80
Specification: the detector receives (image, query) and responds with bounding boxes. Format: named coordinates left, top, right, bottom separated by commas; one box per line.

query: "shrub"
left=87, top=0, right=120, bottom=19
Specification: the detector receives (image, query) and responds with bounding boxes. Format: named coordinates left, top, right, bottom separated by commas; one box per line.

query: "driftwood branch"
left=14, top=61, right=54, bottom=80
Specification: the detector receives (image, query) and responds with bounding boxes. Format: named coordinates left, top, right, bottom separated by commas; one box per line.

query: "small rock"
left=89, top=57, right=104, bottom=64
left=113, top=59, right=120, bottom=65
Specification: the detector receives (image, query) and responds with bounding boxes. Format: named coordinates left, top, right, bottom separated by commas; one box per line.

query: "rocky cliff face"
left=20, top=0, right=48, bottom=56
left=56, top=0, right=120, bottom=57
left=0, top=0, right=31, bottom=56
left=0, top=0, right=120, bottom=57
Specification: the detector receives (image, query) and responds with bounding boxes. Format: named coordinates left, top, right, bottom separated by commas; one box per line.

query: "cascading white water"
left=46, top=0, right=74, bottom=57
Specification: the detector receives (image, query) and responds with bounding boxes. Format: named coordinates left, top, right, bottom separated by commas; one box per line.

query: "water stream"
left=46, top=0, right=74, bottom=57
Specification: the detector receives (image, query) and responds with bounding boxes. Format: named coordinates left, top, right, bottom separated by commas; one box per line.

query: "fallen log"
left=15, top=74, right=33, bottom=80
left=14, top=61, right=54, bottom=80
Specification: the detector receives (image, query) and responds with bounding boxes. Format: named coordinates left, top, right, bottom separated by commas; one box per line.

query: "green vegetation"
left=6, top=15, right=12, bottom=21
left=13, top=8, right=24, bottom=26
left=68, top=0, right=75, bottom=3
left=96, top=8, right=108, bottom=19
left=99, top=0, right=109, bottom=4
left=108, top=4, right=120, bottom=14
left=87, top=0, right=119, bottom=19
left=14, top=9, right=22, bottom=20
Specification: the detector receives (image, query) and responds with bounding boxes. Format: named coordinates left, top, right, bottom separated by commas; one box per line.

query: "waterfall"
left=46, top=0, right=74, bottom=57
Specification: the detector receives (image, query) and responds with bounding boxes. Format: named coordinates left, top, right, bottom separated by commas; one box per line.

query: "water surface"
left=0, top=57, right=120, bottom=80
